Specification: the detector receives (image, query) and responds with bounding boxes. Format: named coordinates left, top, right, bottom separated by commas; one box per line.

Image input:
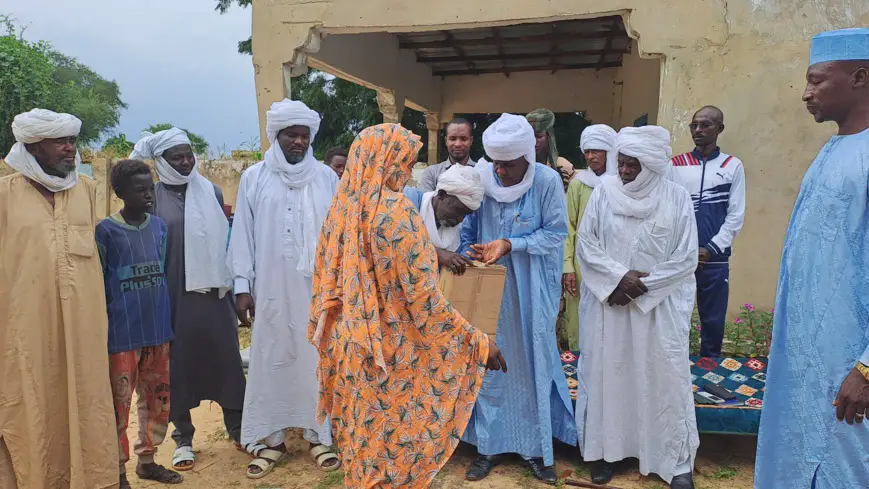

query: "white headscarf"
left=477, top=113, right=537, bottom=203
left=130, top=128, right=232, bottom=294
left=576, top=124, right=618, bottom=188
left=5, top=109, right=82, bottom=192
left=264, top=99, right=323, bottom=277
left=602, top=126, right=672, bottom=219
left=436, top=164, right=485, bottom=211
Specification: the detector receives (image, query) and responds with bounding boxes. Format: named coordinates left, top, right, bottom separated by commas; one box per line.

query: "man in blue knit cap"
left=755, top=28, right=869, bottom=489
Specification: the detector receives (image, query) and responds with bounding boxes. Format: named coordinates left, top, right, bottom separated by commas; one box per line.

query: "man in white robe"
left=404, top=164, right=485, bottom=274
left=575, top=126, right=699, bottom=489
left=228, top=99, right=340, bottom=479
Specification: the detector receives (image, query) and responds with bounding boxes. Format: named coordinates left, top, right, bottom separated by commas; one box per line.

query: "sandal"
left=136, top=463, right=183, bottom=484
left=172, top=446, right=195, bottom=471
left=244, top=443, right=285, bottom=480
left=310, top=444, right=341, bottom=472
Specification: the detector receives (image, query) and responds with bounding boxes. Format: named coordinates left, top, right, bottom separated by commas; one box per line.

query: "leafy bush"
left=0, top=32, right=53, bottom=154
left=691, top=304, right=774, bottom=357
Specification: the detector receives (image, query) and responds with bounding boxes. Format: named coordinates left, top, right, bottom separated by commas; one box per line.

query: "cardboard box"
left=438, top=262, right=507, bottom=339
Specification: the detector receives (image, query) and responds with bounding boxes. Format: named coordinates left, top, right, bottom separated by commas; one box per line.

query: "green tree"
left=289, top=70, right=430, bottom=160
left=144, top=123, right=210, bottom=155
left=0, top=16, right=126, bottom=154
left=45, top=50, right=127, bottom=146
left=0, top=20, right=53, bottom=154
left=101, top=133, right=134, bottom=157
left=215, top=0, right=252, bottom=54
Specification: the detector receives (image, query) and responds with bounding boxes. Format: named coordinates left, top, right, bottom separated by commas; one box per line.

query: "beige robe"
left=0, top=173, right=118, bottom=489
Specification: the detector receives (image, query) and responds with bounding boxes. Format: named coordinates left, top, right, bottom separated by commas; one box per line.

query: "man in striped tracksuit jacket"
left=671, top=106, right=746, bottom=357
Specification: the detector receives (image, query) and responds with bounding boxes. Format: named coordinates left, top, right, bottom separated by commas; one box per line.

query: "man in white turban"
left=0, top=109, right=118, bottom=488
left=574, top=126, right=699, bottom=489
left=403, top=163, right=484, bottom=274
left=459, top=114, right=577, bottom=484
left=561, top=124, right=618, bottom=351
left=228, top=99, right=340, bottom=479
left=129, top=128, right=247, bottom=474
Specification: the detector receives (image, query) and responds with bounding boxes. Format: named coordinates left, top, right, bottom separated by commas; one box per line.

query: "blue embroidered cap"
left=810, top=28, right=869, bottom=66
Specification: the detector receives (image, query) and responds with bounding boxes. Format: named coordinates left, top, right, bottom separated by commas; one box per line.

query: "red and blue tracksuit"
left=671, top=148, right=746, bottom=357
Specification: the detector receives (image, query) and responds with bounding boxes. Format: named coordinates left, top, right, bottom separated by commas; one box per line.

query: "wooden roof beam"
left=417, top=48, right=628, bottom=64
left=434, top=61, right=622, bottom=77
left=400, top=29, right=627, bottom=50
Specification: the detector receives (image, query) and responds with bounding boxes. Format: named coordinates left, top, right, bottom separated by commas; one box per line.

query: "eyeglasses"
left=689, top=122, right=722, bottom=131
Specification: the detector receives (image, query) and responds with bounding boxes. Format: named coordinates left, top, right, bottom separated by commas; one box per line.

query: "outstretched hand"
left=437, top=248, right=472, bottom=275
left=467, top=239, right=512, bottom=265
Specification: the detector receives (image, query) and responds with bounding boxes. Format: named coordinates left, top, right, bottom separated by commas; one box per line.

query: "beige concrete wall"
left=310, top=32, right=442, bottom=112
left=440, top=69, right=617, bottom=125
left=1, top=159, right=251, bottom=219
left=613, top=40, right=661, bottom=127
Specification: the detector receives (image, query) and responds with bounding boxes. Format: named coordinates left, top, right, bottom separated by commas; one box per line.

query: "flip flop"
left=246, top=448, right=285, bottom=480
left=172, top=446, right=195, bottom=472
left=310, top=444, right=341, bottom=472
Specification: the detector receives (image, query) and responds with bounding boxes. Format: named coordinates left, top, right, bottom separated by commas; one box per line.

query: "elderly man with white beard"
left=574, top=126, right=699, bottom=489
left=228, top=99, right=340, bottom=479
left=0, top=109, right=118, bottom=488
left=404, top=164, right=485, bottom=274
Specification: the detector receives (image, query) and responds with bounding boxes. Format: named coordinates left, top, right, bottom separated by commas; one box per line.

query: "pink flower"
left=695, top=324, right=701, bottom=331
left=743, top=304, right=755, bottom=312
left=734, top=318, right=743, bottom=324
left=769, top=308, right=775, bottom=314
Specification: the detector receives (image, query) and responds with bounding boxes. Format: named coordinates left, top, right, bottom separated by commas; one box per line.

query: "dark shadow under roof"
left=397, top=16, right=631, bottom=77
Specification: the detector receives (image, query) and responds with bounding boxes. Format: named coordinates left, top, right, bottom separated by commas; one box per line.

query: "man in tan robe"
left=0, top=109, right=118, bottom=488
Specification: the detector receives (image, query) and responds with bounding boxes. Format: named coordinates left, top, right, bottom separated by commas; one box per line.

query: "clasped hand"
left=607, top=270, right=649, bottom=306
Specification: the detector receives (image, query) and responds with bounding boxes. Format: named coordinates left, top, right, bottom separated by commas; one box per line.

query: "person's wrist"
left=856, top=362, right=869, bottom=382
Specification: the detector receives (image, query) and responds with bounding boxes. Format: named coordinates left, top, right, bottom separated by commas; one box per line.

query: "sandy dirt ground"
left=124, top=402, right=756, bottom=489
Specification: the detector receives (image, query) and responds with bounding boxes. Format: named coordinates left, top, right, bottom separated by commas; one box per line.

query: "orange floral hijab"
left=308, top=124, right=423, bottom=368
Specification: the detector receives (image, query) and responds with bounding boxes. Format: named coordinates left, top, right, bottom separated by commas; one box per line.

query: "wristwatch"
left=856, top=362, right=869, bottom=382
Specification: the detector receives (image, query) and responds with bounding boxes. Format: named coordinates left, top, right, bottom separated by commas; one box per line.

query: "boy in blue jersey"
left=670, top=106, right=746, bottom=357
left=96, top=160, right=180, bottom=488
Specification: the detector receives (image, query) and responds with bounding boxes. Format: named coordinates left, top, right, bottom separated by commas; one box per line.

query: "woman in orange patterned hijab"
left=309, top=123, right=506, bottom=488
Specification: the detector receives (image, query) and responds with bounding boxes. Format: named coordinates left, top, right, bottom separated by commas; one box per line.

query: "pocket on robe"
left=68, top=225, right=96, bottom=257
left=636, top=220, right=671, bottom=263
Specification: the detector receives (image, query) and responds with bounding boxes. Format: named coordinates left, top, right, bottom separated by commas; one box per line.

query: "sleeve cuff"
left=563, top=261, right=576, bottom=274
left=234, top=278, right=251, bottom=295
left=705, top=241, right=724, bottom=257
left=859, top=348, right=869, bottom=367
left=508, top=237, right=527, bottom=252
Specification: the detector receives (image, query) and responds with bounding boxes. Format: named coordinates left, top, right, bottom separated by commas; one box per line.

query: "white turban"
left=129, top=128, right=233, bottom=294
left=576, top=124, right=618, bottom=188
left=602, top=125, right=673, bottom=218
left=266, top=99, right=321, bottom=144
left=477, top=113, right=537, bottom=203
left=4, top=109, right=82, bottom=192
left=436, top=164, right=485, bottom=211
left=614, top=126, right=672, bottom=175
left=12, top=108, right=82, bottom=144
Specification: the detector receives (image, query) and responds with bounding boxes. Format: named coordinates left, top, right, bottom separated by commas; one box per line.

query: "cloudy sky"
left=5, top=0, right=259, bottom=153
